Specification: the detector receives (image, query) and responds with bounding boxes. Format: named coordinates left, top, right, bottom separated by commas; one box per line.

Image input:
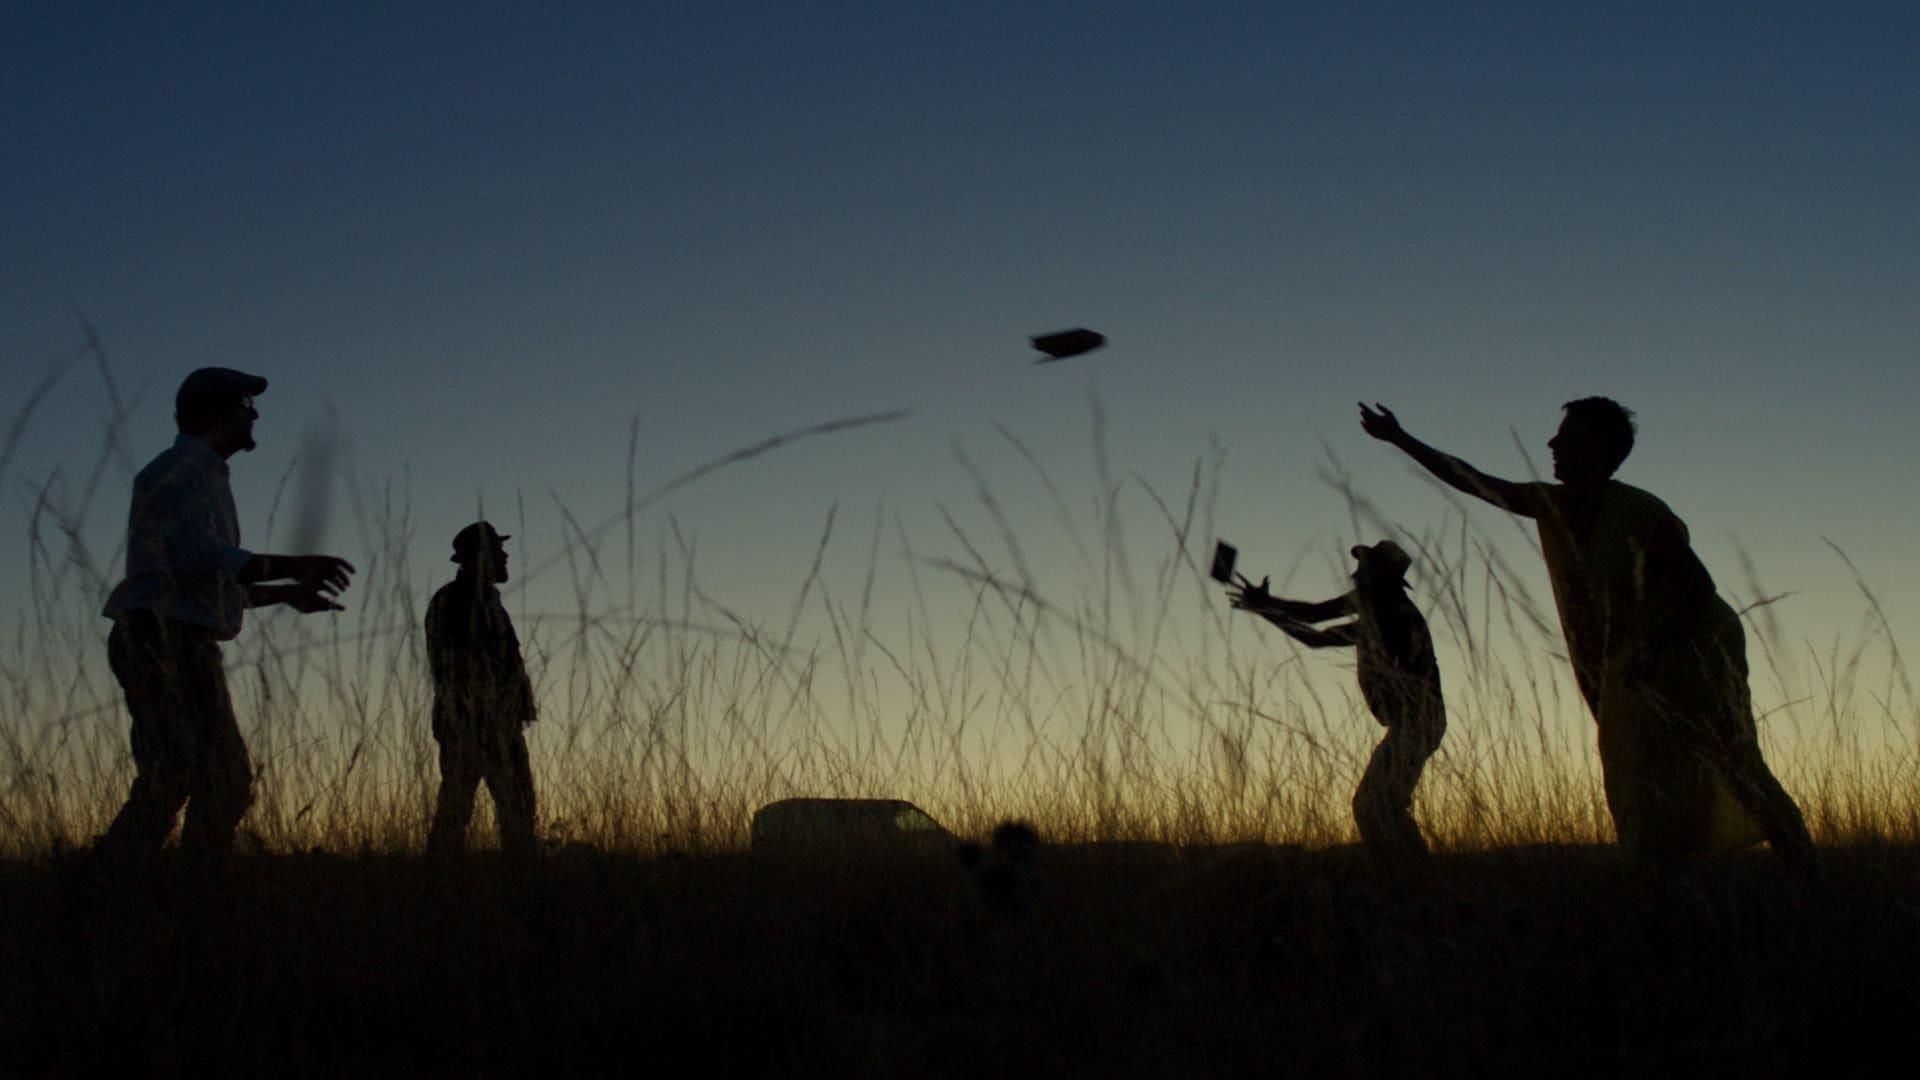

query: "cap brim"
left=451, top=532, right=510, bottom=561
left=176, top=368, right=268, bottom=405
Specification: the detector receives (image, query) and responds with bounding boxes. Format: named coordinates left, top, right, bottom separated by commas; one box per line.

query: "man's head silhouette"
left=1550, top=397, right=1636, bottom=486
left=452, top=522, right=511, bottom=584
left=175, top=367, right=268, bottom=456
left=1349, top=540, right=1412, bottom=590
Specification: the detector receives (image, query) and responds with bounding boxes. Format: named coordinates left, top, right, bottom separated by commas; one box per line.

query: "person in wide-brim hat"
left=1227, top=539, right=1446, bottom=874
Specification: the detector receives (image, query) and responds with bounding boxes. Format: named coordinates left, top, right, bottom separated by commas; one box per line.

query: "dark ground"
left=3, top=840, right=1916, bottom=1077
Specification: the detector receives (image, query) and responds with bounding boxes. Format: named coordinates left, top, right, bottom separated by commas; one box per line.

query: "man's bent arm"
left=1633, top=515, right=1720, bottom=669
left=1231, top=583, right=1352, bottom=623
left=245, top=583, right=342, bottom=613
left=239, top=553, right=356, bottom=592
left=482, top=614, right=538, bottom=721
left=1268, top=593, right=1354, bottom=623
left=1265, top=617, right=1358, bottom=649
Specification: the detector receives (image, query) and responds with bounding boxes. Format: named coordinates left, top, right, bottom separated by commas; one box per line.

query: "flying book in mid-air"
left=1030, top=328, right=1106, bottom=364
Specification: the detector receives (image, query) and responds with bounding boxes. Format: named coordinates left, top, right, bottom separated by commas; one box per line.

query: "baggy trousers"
left=1614, top=615, right=1814, bottom=873
left=427, top=724, right=537, bottom=856
left=1353, top=718, right=1444, bottom=868
left=97, top=612, right=253, bottom=858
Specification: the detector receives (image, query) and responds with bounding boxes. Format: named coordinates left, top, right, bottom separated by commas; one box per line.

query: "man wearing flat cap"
left=97, top=367, right=356, bottom=862
left=425, top=521, right=538, bottom=857
left=1229, top=540, right=1447, bottom=873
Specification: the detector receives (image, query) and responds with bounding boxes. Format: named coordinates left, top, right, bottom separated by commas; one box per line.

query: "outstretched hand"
left=1227, top=575, right=1276, bottom=613
left=1358, top=402, right=1405, bottom=443
left=284, top=582, right=346, bottom=614
left=286, top=555, right=356, bottom=594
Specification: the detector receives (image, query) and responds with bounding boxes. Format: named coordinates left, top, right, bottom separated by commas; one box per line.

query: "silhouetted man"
left=1359, top=398, right=1814, bottom=874
left=425, top=522, right=538, bottom=857
left=97, top=367, right=355, bottom=862
left=1231, top=541, right=1446, bottom=872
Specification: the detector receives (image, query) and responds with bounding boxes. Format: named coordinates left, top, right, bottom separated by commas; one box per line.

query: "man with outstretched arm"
left=97, top=367, right=356, bottom=863
left=1357, top=398, right=1814, bottom=875
left=1232, top=541, right=1446, bottom=873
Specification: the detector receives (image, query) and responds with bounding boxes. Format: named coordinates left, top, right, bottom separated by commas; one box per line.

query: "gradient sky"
left=7, top=4, right=1920, bottom=771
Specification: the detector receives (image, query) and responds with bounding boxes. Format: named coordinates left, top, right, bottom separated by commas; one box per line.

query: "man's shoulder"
left=1504, top=480, right=1558, bottom=515
left=1388, top=593, right=1435, bottom=646
left=425, top=580, right=466, bottom=620
left=427, top=579, right=468, bottom=608
left=1604, top=481, right=1681, bottom=523
left=427, top=580, right=511, bottom=624
left=1606, top=479, right=1667, bottom=504
left=1395, top=590, right=1431, bottom=623
left=133, top=442, right=194, bottom=486
left=136, top=439, right=231, bottom=498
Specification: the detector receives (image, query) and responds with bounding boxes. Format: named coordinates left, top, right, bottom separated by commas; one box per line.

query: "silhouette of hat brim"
left=452, top=522, right=510, bottom=562
left=1351, top=541, right=1412, bottom=578
left=176, top=367, right=268, bottom=410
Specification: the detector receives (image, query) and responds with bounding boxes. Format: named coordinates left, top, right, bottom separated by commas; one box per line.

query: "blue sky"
left=6, top=3, right=1919, bottom=767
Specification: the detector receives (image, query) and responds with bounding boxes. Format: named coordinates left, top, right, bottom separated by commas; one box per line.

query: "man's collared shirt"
left=102, top=434, right=254, bottom=639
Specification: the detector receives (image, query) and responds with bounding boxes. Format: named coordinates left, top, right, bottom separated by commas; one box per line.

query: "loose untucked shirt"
left=1519, top=479, right=1762, bottom=849
left=425, top=576, right=537, bottom=741
left=101, top=435, right=254, bottom=639
left=1352, top=588, right=1446, bottom=733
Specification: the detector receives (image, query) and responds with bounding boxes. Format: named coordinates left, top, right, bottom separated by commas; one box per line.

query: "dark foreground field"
left=4, top=840, right=1917, bottom=1077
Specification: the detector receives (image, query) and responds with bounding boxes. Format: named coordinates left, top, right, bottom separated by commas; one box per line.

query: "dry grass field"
left=5, top=361, right=1920, bottom=1074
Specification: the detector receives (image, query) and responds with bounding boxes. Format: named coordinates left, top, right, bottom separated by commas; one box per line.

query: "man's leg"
left=1619, top=721, right=1716, bottom=870
left=1714, top=737, right=1814, bottom=864
left=427, top=739, right=481, bottom=855
left=483, top=726, right=538, bottom=858
left=96, top=618, right=193, bottom=857
left=1353, top=720, right=1439, bottom=869
left=177, top=634, right=253, bottom=860
left=1692, top=633, right=1817, bottom=875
